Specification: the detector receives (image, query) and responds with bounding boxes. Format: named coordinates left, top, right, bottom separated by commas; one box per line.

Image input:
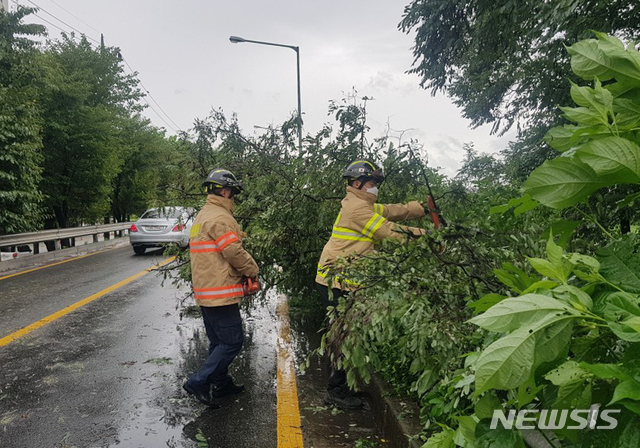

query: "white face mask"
left=366, top=186, right=379, bottom=197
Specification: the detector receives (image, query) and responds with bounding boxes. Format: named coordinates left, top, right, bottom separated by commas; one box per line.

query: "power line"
left=11, top=0, right=97, bottom=49
left=48, top=0, right=101, bottom=34
left=122, top=58, right=183, bottom=132
left=32, top=12, right=93, bottom=46
left=12, top=0, right=184, bottom=134
left=24, top=0, right=100, bottom=45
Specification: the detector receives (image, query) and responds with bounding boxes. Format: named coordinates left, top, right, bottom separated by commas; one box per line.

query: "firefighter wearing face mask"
left=315, top=160, right=427, bottom=409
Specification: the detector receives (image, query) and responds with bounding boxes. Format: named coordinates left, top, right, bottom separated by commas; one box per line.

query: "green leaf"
left=575, top=137, right=640, bottom=184
left=453, top=416, right=477, bottom=447
left=493, top=262, right=537, bottom=294
left=560, top=106, right=608, bottom=126
left=517, top=375, right=545, bottom=406
left=566, top=38, right=617, bottom=81
left=414, top=369, right=436, bottom=396
left=569, top=80, right=613, bottom=121
left=546, top=233, right=564, bottom=266
left=579, top=362, right=633, bottom=381
left=616, top=416, right=640, bottom=445
left=474, top=313, right=578, bottom=393
left=567, top=253, right=601, bottom=272
left=489, top=194, right=539, bottom=216
left=546, top=361, right=590, bottom=386
left=527, top=257, right=573, bottom=283
left=523, top=156, right=604, bottom=209
left=535, top=318, right=574, bottom=366
left=553, top=284, right=594, bottom=310
left=610, top=322, right=640, bottom=342
left=474, top=394, right=503, bottom=420
left=609, top=316, right=640, bottom=342
left=613, top=98, right=640, bottom=129
left=545, top=361, right=591, bottom=409
left=597, top=241, right=640, bottom=293
left=609, top=380, right=640, bottom=406
left=601, top=292, right=640, bottom=341
left=422, top=427, right=455, bottom=448
left=555, top=381, right=592, bottom=410
left=599, top=292, right=640, bottom=320
left=591, top=32, right=640, bottom=86
left=468, top=293, right=507, bottom=314
left=475, top=419, right=526, bottom=448
left=622, top=316, right=640, bottom=332
left=544, top=125, right=587, bottom=152
left=568, top=33, right=640, bottom=85
left=468, top=294, right=577, bottom=333
left=543, top=220, right=582, bottom=248
left=521, top=280, right=560, bottom=294
left=617, top=192, right=640, bottom=210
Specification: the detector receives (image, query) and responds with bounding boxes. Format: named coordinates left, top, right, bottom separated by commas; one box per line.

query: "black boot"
left=324, top=386, right=363, bottom=410
left=183, top=382, right=220, bottom=408
left=211, top=381, right=245, bottom=398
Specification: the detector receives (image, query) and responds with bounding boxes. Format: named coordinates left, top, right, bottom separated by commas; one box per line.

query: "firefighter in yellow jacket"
left=316, top=160, right=426, bottom=409
left=183, top=169, right=259, bottom=408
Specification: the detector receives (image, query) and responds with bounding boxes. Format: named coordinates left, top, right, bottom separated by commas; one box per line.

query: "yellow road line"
left=0, top=256, right=175, bottom=348
left=0, top=247, right=117, bottom=282
left=276, top=294, right=304, bottom=448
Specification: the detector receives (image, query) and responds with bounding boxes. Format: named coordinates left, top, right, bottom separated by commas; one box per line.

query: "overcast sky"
left=15, top=0, right=515, bottom=176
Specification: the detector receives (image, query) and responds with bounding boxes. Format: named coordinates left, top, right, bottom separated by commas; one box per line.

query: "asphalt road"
left=0, top=245, right=384, bottom=448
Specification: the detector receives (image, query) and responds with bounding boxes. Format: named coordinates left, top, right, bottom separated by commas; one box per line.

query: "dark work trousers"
left=316, top=283, right=348, bottom=389
left=187, top=303, right=244, bottom=392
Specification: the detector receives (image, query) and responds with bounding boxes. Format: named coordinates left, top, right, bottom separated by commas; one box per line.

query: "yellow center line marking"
left=0, top=246, right=120, bottom=282
left=0, top=256, right=176, bottom=348
left=276, top=294, right=304, bottom=448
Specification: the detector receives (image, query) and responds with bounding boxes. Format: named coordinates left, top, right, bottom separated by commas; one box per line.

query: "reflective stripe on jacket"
left=190, top=195, right=259, bottom=307
left=315, top=186, right=425, bottom=290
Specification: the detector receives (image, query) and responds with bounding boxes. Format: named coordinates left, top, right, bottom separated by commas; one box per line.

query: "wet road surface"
left=0, top=245, right=384, bottom=448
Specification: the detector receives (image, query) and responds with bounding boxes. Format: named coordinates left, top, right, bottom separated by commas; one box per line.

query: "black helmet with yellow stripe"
left=342, top=160, right=385, bottom=184
left=203, top=169, right=244, bottom=195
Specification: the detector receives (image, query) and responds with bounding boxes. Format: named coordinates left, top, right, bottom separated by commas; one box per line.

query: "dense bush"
left=323, top=33, right=640, bottom=448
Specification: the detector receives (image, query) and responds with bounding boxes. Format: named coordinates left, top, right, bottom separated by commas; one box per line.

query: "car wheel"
left=133, top=246, right=146, bottom=255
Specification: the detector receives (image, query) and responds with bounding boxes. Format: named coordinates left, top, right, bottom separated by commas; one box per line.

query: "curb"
left=365, top=374, right=424, bottom=448
left=0, top=237, right=130, bottom=273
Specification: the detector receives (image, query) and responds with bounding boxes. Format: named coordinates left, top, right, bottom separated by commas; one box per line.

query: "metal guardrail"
left=0, top=223, right=131, bottom=252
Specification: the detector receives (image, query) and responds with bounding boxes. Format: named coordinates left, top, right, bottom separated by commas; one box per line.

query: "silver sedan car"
left=129, top=207, right=195, bottom=255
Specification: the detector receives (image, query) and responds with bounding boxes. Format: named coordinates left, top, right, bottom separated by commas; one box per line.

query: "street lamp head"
left=229, top=36, right=246, bottom=44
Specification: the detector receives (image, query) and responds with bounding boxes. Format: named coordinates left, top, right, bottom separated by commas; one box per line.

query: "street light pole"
left=229, top=36, right=302, bottom=152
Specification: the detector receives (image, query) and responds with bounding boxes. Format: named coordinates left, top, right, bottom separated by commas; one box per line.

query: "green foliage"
left=353, top=439, right=380, bottom=448
left=305, top=32, right=640, bottom=448
left=111, top=120, right=182, bottom=221
left=399, top=0, right=640, bottom=136
left=454, top=33, right=640, bottom=447
left=0, top=7, right=45, bottom=234
left=400, top=1, right=640, bottom=183
left=0, top=7, right=178, bottom=234
left=163, top=98, right=456, bottom=301
left=38, top=34, right=144, bottom=227
left=523, top=33, right=640, bottom=212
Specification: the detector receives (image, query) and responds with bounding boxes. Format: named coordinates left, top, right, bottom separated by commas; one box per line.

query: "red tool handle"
left=243, top=277, right=261, bottom=295
left=427, top=196, right=441, bottom=230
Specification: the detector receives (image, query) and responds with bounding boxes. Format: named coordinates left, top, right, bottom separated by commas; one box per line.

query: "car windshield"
left=141, top=208, right=183, bottom=219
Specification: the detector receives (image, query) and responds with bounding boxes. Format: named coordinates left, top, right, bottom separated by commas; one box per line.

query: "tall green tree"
left=39, top=35, right=143, bottom=227
left=400, top=0, right=640, bottom=177
left=111, top=118, right=182, bottom=222
left=0, top=7, right=45, bottom=234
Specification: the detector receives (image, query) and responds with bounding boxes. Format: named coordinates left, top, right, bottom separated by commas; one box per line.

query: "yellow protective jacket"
left=316, top=186, right=425, bottom=289
left=190, top=195, right=259, bottom=307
